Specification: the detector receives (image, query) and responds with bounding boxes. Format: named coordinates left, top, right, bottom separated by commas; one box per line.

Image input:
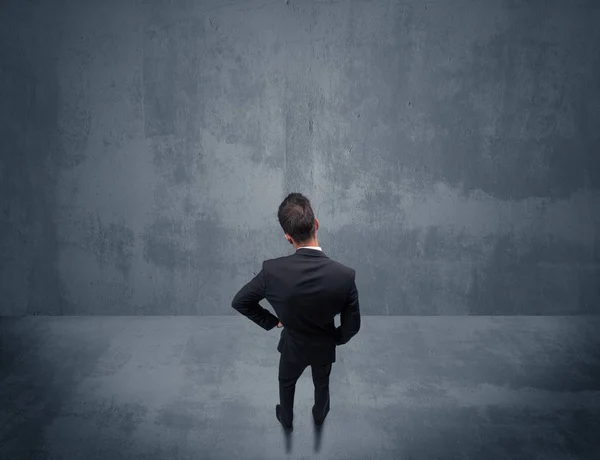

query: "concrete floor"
left=1, top=316, right=599, bottom=460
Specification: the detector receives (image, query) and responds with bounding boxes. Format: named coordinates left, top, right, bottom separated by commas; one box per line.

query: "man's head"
left=277, top=193, right=319, bottom=247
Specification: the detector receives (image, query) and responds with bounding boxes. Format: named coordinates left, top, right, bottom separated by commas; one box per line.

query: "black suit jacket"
left=231, top=248, right=361, bottom=365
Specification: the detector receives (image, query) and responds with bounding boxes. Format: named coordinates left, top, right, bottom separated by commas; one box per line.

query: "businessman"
left=231, top=193, right=361, bottom=432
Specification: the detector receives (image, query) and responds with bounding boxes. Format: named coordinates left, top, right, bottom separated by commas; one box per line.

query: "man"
left=231, top=193, right=361, bottom=432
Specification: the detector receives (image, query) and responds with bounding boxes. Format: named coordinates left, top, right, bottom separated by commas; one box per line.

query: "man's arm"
left=334, top=271, right=361, bottom=346
left=231, top=263, right=279, bottom=331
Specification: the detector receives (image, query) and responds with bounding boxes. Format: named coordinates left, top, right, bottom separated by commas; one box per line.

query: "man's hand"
left=277, top=322, right=283, bottom=328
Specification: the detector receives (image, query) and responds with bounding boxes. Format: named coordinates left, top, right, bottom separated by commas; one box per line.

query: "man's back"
left=231, top=192, right=360, bottom=429
left=263, top=248, right=360, bottom=365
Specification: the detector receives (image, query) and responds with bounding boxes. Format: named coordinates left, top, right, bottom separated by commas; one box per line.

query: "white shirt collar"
left=297, top=246, right=322, bottom=251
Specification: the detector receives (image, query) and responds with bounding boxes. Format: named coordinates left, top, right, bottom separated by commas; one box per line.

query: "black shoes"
left=312, top=397, right=330, bottom=426
left=276, top=404, right=293, bottom=431
left=276, top=398, right=329, bottom=430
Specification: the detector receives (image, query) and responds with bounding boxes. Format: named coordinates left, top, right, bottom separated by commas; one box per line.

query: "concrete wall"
left=1, top=0, right=599, bottom=316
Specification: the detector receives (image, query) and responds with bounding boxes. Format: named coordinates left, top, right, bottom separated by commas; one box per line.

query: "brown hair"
left=277, top=193, right=316, bottom=243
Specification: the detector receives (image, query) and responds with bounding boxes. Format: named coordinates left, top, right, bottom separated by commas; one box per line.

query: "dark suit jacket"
left=231, top=248, right=361, bottom=365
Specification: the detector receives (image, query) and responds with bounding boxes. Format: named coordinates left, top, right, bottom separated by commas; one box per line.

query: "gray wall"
left=1, top=0, right=599, bottom=316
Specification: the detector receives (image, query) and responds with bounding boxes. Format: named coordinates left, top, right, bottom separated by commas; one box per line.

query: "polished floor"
left=1, top=316, right=600, bottom=460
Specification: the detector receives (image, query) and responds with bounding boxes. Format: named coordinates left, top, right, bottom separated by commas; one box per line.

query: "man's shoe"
left=276, top=404, right=293, bottom=431
left=312, top=397, right=330, bottom=426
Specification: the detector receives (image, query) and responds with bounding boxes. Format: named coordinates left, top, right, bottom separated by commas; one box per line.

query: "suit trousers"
left=278, top=353, right=332, bottom=426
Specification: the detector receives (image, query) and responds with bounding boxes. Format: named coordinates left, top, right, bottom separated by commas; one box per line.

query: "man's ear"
left=314, top=218, right=319, bottom=231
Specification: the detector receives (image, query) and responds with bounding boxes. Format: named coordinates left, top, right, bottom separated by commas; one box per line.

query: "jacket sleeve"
left=334, top=270, right=361, bottom=346
left=231, top=262, right=280, bottom=331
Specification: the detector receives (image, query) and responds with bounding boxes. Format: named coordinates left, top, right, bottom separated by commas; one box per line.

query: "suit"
left=231, top=247, right=361, bottom=427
